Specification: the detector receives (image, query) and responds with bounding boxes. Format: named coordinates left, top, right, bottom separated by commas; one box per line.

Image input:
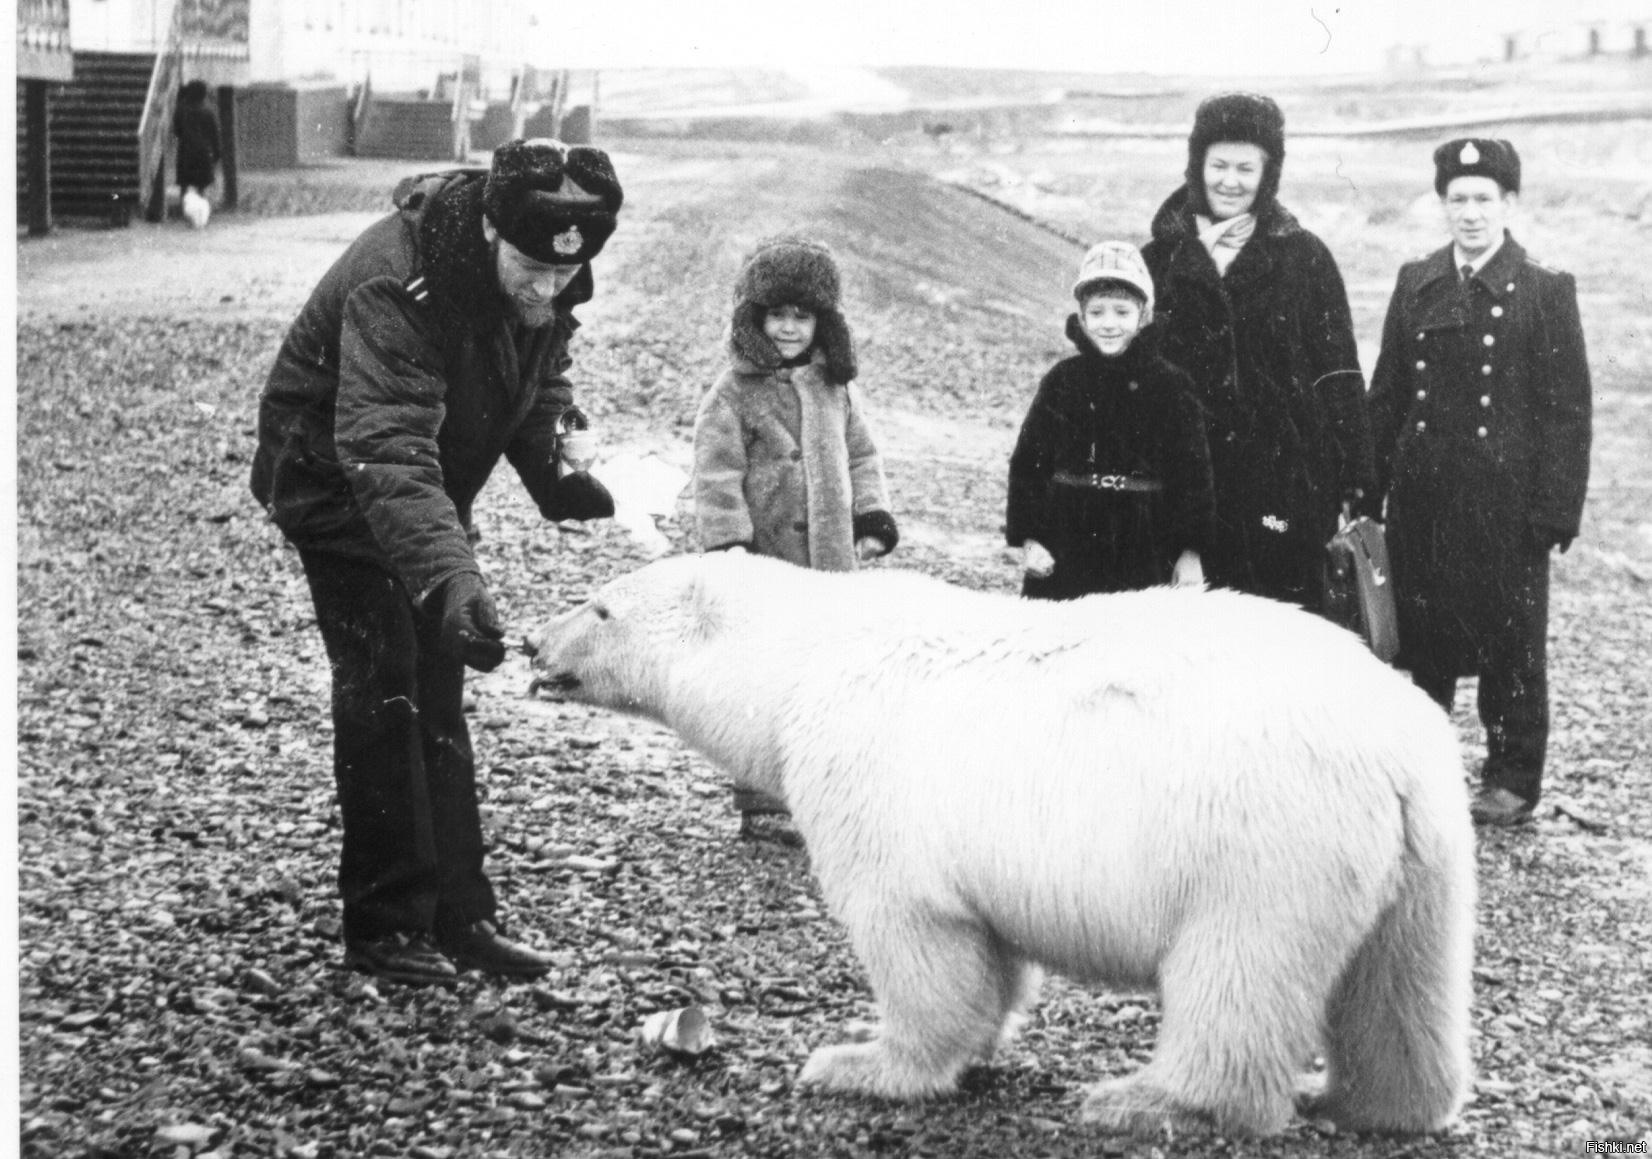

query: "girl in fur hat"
left=1141, top=92, right=1376, bottom=612
left=693, top=235, right=898, bottom=833
left=1007, top=241, right=1215, bottom=600
left=693, top=236, right=898, bottom=571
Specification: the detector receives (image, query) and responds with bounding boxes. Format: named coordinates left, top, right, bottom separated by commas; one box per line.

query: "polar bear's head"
left=525, top=553, right=752, bottom=721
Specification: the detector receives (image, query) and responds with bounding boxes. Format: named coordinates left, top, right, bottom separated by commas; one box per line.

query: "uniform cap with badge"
left=483, top=138, right=624, bottom=266
left=1433, top=138, right=1521, bottom=196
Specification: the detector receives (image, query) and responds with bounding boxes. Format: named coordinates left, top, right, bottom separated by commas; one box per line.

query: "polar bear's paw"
left=1080, top=1076, right=1215, bottom=1138
left=798, top=1041, right=960, bottom=1100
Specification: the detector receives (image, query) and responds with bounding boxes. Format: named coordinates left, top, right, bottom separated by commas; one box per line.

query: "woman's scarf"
left=1195, top=212, right=1256, bottom=276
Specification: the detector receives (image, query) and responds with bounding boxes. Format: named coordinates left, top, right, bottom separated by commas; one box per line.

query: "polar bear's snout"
left=523, top=610, right=586, bottom=701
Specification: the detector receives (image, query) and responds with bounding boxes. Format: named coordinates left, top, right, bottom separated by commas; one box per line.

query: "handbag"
left=182, top=188, right=211, bottom=229
left=1323, top=513, right=1399, bottom=663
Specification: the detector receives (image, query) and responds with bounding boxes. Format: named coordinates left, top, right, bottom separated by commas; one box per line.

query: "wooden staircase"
left=14, top=51, right=154, bottom=226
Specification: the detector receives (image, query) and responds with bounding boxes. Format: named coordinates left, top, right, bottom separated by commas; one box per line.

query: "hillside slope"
left=583, top=144, right=1085, bottom=431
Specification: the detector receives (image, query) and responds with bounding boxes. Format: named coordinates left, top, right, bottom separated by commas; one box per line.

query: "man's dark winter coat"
left=251, top=171, right=596, bottom=605
left=1141, top=188, right=1375, bottom=609
left=1007, top=319, right=1216, bottom=599
left=1367, top=235, right=1591, bottom=672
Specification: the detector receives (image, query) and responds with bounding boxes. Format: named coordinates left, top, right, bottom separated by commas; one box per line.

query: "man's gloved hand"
left=438, top=573, right=507, bottom=672
left=544, top=471, right=615, bottom=523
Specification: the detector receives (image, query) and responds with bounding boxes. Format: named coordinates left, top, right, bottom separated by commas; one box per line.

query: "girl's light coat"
left=692, top=352, right=890, bottom=571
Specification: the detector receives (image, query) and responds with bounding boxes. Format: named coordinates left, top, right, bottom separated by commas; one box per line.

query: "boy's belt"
left=1052, top=471, right=1163, bottom=493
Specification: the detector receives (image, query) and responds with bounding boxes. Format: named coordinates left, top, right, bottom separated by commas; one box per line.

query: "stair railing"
left=138, top=24, right=187, bottom=220
left=508, top=67, right=527, bottom=141
left=349, top=71, right=374, bottom=157
left=451, top=53, right=480, bottom=161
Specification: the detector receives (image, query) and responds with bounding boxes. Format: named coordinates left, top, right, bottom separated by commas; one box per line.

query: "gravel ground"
left=13, top=129, right=1651, bottom=1159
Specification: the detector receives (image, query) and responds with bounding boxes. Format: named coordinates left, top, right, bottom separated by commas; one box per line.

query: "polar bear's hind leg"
left=1083, top=911, right=1337, bottom=1137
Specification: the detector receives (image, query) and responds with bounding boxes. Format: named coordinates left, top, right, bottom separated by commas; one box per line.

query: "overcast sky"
left=537, top=0, right=1639, bottom=75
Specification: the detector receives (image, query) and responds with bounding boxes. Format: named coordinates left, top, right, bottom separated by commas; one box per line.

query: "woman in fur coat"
left=693, top=236, right=898, bottom=571
left=1141, top=92, right=1375, bottom=611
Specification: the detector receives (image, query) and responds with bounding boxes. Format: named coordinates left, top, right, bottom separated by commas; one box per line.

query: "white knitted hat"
left=1072, top=241, right=1155, bottom=325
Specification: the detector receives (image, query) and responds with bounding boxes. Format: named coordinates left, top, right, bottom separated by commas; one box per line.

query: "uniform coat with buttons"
left=1368, top=234, right=1591, bottom=799
left=1006, top=318, right=1216, bottom=600
left=693, top=350, right=894, bottom=571
left=1142, top=189, right=1376, bottom=610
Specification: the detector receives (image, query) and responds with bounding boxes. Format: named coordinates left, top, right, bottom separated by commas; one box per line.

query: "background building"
left=14, top=0, right=574, bottom=232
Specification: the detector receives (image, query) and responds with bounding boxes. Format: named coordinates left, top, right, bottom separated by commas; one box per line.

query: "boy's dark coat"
left=1007, top=320, right=1216, bottom=599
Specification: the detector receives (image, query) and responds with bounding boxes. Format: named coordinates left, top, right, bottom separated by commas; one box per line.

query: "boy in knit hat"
left=1007, top=241, right=1214, bottom=599
left=692, top=235, right=898, bottom=831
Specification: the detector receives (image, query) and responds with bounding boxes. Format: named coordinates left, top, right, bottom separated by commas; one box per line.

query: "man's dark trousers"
left=1405, top=557, right=1550, bottom=805
left=299, top=550, right=497, bottom=941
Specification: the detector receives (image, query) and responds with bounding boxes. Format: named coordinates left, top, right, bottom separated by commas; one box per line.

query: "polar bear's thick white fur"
left=527, top=552, right=1475, bottom=1138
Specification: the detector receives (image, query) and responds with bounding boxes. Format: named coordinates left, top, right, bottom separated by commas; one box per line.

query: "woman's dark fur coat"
left=1007, top=319, right=1215, bottom=600
left=1141, top=187, right=1375, bottom=610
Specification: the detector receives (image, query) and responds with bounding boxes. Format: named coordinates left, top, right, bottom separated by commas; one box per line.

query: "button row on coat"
left=1412, top=288, right=1509, bottom=437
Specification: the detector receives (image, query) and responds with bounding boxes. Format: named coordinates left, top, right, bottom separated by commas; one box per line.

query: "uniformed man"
left=251, top=140, right=621, bottom=982
left=1367, top=138, right=1592, bottom=827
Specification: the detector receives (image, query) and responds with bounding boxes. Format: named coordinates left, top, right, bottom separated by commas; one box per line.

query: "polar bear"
left=526, top=552, right=1474, bottom=1138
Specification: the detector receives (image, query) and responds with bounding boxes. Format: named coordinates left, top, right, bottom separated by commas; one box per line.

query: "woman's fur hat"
left=1184, top=92, right=1286, bottom=218
left=729, top=236, right=857, bottom=384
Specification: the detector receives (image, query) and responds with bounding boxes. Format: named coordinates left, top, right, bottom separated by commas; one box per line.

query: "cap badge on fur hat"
left=484, top=138, right=623, bottom=265
left=552, top=225, right=584, bottom=257
left=1459, top=141, right=1480, bottom=166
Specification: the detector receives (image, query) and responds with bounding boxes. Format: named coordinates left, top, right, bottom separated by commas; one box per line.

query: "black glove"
left=1530, top=521, right=1575, bottom=554
left=852, top=510, right=900, bottom=555
left=543, top=471, right=615, bottom=522
left=438, top=573, right=506, bottom=672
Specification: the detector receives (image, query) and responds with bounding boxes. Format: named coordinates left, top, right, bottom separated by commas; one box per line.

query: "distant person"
left=1367, top=138, right=1592, bottom=827
left=251, top=139, right=622, bottom=984
left=172, top=80, right=220, bottom=226
left=691, top=235, right=898, bottom=832
left=1141, top=92, right=1375, bottom=610
left=1007, top=241, right=1214, bottom=599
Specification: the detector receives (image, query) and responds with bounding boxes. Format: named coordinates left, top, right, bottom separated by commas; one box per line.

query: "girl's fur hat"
left=1184, top=92, right=1286, bottom=217
left=729, top=236, right=857, bottom=384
